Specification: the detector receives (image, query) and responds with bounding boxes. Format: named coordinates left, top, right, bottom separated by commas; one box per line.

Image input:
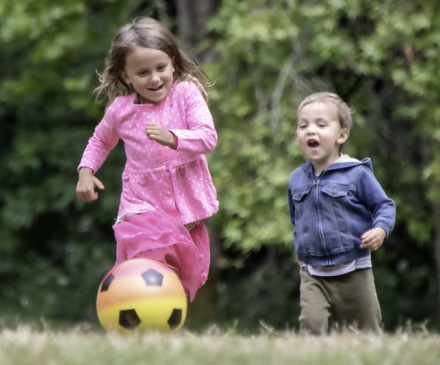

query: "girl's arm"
left=77, top=110, right=120, bottom=201
left=146, top=123, right=176, bottom=148
left=76, top=167, right=105, bottom=202
left=168, top=82, right=217, bottom=154
left=78, top=115, right=120, bottom=174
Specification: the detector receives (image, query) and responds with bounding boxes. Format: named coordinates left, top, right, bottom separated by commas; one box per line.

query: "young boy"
left=287, top=92, right=395, bottom=335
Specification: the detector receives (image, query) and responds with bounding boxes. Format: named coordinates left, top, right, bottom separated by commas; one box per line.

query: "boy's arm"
left=287, top=186, right=296, bottom=226
left=360, top=227, right=386, bottom=251
left=356, top=166, right=396, bottom=239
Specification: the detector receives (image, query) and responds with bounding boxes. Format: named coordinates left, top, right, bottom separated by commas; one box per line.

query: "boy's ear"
left=337, top=128, right=350, bottom=145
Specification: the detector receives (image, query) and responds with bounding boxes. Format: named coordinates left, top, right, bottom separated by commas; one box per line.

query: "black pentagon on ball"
left=167, top=309, right=182, bottom=330
left=141, top=269, right=163, bottom=286
left=119, top=309, right=141, bottom=330
left=100, top=273, right=114, bottom=292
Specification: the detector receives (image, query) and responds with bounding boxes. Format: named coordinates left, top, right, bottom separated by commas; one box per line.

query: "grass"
left=0, top=323, right=439, bottom=365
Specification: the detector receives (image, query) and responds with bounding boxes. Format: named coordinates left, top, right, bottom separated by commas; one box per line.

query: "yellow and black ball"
left=96, top=258, right=187, bottom=333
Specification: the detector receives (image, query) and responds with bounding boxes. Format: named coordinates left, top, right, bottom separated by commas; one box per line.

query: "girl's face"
left=122, top=47, right=175, bottom=104
left=295, top=102, right=349, bottom=173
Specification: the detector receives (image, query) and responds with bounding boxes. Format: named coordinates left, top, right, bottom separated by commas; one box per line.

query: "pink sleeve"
left=169, top=83, right=217, bottom=154
left=77, top=110, right=120, bottom=173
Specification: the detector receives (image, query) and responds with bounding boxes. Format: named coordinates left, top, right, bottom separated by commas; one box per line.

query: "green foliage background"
left=1, top=0, right=439, bottom=331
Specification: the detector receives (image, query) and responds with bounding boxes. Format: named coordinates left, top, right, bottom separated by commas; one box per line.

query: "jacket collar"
left=301, top=156, right=373, bottom=175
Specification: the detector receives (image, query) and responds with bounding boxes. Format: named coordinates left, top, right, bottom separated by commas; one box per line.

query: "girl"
left=76, top=17, right=218, bottom=301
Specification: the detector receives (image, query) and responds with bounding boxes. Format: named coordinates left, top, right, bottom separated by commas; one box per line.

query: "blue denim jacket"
left=287, top=158, right=395, bottom=266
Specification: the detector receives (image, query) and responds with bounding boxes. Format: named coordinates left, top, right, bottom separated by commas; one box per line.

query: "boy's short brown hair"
left=297, top=92, right=353, bottom=151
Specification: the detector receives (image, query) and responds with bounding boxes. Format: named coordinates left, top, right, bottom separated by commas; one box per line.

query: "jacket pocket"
left=291, top=186, right=314, bottom=255
left=321, top=185, right=349, bottom=198
left=292, top=187, right=312, bottom=202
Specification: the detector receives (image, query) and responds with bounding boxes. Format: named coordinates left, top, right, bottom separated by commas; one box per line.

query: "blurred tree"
left=204, top=0, right=440, bottom=329
left=175, top=0, right=218, bottom=57
left=0, top=0, right=178, bottom=321
left=172, top=0, right=221, bottom=328
left=1, top=0, right=439, bottom=332
left=0, top=0, right=224, bottom=328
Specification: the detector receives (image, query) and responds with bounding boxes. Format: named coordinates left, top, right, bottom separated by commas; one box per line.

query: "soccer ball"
left=96, top=258, right=187, bottom=333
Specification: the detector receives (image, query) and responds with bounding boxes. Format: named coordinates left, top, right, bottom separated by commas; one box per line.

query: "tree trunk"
left=186, top=220, right=221, bottom=328
left=172, top=0, right=219, bottom=264
left=173, top=0, right=220, bottom=328
left=174, top=0, right=217, bottom=60
left=433, top=202, right=440, bottom=319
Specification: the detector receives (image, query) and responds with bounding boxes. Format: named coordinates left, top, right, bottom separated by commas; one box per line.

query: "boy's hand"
left=146, top=123, right=175, bottom=148
left=76, top=167, right=105, bottom=202
left=360, top=227, right=386, bottom=251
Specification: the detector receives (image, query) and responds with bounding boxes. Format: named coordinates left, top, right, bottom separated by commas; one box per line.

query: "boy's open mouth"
left=307, top=139, right=319, bottom=148
left=149, top=84, right=164, bottom=92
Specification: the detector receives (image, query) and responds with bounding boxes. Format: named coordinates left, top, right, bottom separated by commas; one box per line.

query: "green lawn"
left=1, top=325, right=439, bottom=365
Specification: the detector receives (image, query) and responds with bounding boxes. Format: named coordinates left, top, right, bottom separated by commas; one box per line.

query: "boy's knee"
left=299, top=312, right=329, bottom=335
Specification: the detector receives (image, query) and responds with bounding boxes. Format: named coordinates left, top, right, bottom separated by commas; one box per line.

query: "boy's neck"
left=311, top=153, right=341, bottom=175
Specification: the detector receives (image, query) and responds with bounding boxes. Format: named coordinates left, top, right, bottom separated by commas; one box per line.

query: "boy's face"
left=296, top=102, right=349, bottom=173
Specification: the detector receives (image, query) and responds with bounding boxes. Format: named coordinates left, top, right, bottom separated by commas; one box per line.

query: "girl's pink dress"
left=78, top=81, right=218, bottom=301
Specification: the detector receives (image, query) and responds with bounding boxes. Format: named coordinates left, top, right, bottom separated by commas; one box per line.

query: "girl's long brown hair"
left=95, top=17, right=212, bottom=107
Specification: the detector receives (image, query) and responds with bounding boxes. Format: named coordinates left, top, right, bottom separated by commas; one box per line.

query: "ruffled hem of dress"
left=113, top=208, right=155, bottom=226
left=113, top=211, right=209, bottom=301
left=180, top=203, right=219, bottom=225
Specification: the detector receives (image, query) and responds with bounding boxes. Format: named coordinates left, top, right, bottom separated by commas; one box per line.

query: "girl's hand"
left=360, top=227, right=386, bottom=251
left=146, top=122, right=175, bottom=147
left=76, top=167, right=105, bottom=202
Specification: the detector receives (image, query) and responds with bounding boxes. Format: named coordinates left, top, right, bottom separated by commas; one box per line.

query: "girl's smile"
left=149, top=84, right=164, bottom=92
left=122, top=47, right=175, bottom=104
